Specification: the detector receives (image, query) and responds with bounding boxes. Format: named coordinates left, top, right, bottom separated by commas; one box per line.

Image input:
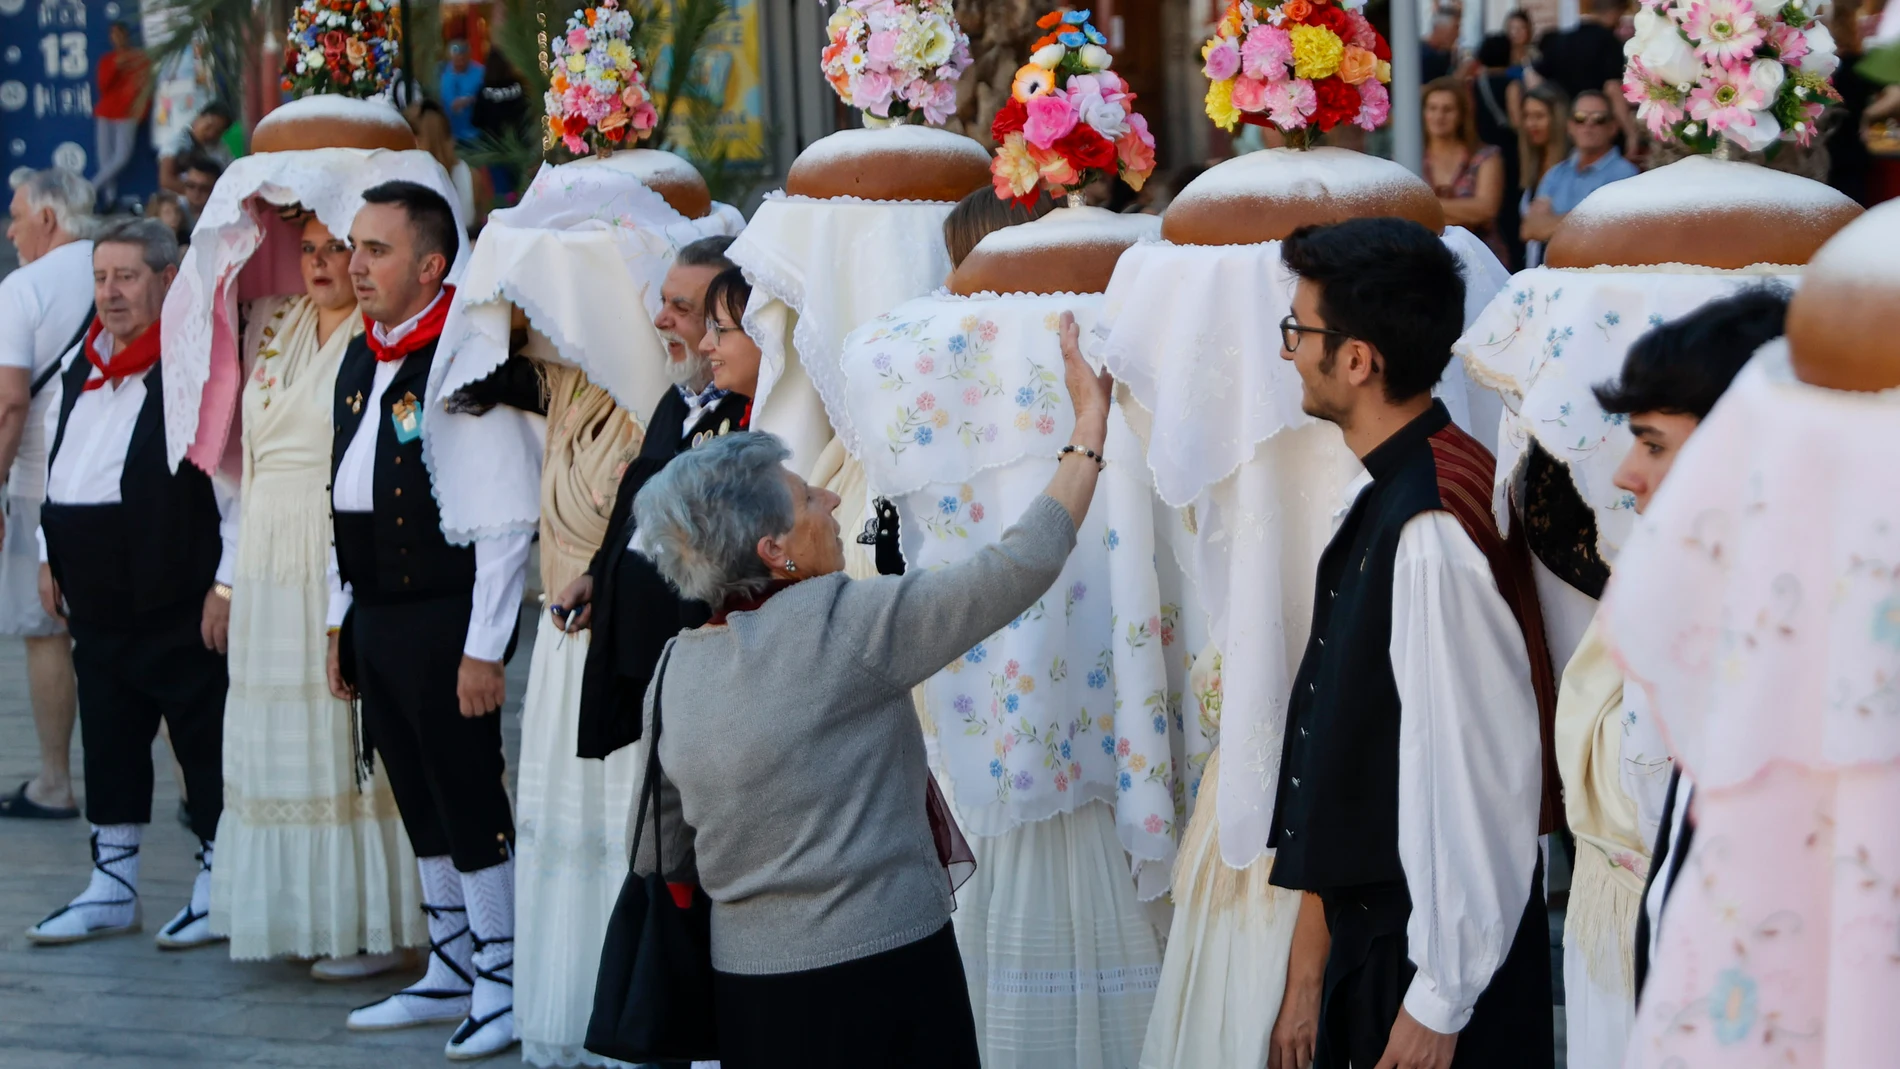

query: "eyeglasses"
left=705, top=319, right=741, bottom=342
left=1570, top=113, right=1614, bottom=126
left=1280, top=314, right=1354, bottom=353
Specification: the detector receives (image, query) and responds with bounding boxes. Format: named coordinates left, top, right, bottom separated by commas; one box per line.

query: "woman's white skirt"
left=211, top=576, right=424, bottom=959
left=1139, top=748, right=1301, bottom=1069
left=953, top=799, right=1165, bottom=1069
left=515, top=612, right=645, bottom=1068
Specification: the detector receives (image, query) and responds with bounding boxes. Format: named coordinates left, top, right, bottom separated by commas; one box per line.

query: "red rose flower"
left=991, top=98, right=1028, bottom=142
left=320, top=30, right=347, bottom=56
left=563, top=113, right=589, bottom=137
left=1054, top=123, right=1117, bottom=172
left=1313, top=4, right=1352, bottom=36
left=1312, top=77, right=1362, bottom=132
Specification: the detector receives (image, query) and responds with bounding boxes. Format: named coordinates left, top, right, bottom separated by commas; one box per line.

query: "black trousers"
left=68, top=613, right=227, bottom=842
left=352, top=596, right=514, bottom=872
left=1314, top=861, right=1554, bottom=1069
left=712, top=923, right=979, bottom=1069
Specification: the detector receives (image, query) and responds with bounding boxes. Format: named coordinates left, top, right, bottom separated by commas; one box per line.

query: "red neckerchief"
left=739, top=399, right=753, bottom=429
left=364, top=285, right=455, bottom=363
left=708, top=578, right=796, bottom=626
left=82, top=317, right=161, bottom=392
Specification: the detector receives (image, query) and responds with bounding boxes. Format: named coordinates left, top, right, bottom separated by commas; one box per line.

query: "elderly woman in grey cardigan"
left=629, top=314, right=1111, bottom=1069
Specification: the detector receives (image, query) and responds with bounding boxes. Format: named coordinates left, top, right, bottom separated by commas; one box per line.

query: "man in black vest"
left=26, top=218, right=235, bottom=951
left=1265, top=219, right=1555, bottom=1069
left=550, top=236, right=752, bottom=759
left=324, top=181, right=530, bottom=1060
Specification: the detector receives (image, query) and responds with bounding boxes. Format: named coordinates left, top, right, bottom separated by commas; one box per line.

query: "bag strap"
left=33, top=306, right=94, bottom=400
left=627, top=643, right=673, bottom=876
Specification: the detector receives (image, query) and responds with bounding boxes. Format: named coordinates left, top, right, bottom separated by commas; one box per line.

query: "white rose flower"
left=1079, top=44, right=1112, bottom=71
left=1629, top=10, right=1702, bottom=88
left=1076, top=93, right=1128, bottom=137
left=1031, top=43, right=1066, bottom=68
left=1798, top=24, right=1839, bottom=77
left=1748, top=58, right=1785, bottom=96
left=1728, top=109, right=1782, bottom=152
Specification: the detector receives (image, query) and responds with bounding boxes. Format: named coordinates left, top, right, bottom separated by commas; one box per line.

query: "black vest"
left=1267, top=403, right=1460, bottom=893
left=329, top=334, right=475, bottom=605
left=40, top=354, right=221, bottom=626
left=574, top=386, right=750, bottom=758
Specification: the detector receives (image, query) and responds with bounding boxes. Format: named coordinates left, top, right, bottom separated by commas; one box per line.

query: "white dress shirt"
left=326, top=291, right=530, bottom=662
left=1333, top=471, right=1544, bottom=1035
left=37, top=329, right=238, bottom=586
left=0, top=239, right=94, bottom=498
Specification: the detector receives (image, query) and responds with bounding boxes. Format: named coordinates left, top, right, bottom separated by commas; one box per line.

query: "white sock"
left=55, top=824, right=141, bottom=930
left=410, top=855, right=473, bottom=995
left=189, top=840, right=214, bottom=916
left=460, top=858, right=514, bottom=1023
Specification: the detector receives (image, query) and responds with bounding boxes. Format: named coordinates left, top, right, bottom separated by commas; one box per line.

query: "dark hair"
left=676, top=235, right=736, bottom=271
left=1572, top=88, right=1613, bottom=112
left=198, top=101, right=235, bottom=125
left=1507, top=8, right=1533, bottom=26
left=1280, top=218, right=1466, bottom=404
left=1591, top=0, right=1627, bottom=17
left=1593, top=284, right=1790, bottom=419
left=943, top=188, right=1053, bottom=268
left=1478, top=32, right=1513, bottom=69
left=702, top=267, right=751, bottom=330
left=360, top=179, right=461, bottom=263
left=180, top=153, right=224, bottom=179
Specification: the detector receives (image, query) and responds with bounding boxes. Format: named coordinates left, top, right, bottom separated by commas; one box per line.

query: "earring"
left=783, top=559, right=797, bottom=575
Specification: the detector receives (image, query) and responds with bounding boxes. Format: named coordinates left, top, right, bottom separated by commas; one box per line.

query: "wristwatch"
left=212, top=583, right=234, bottom=601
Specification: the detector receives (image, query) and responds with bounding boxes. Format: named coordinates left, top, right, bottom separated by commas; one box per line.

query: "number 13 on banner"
left=40, top=31, right=86, bottom=77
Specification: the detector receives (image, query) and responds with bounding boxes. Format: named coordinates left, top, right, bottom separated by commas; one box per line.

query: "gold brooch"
left=348, top=391, right=364, bottom=414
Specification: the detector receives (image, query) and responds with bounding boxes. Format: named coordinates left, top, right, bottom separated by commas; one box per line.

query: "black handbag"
left=584, top=646, right=719, bottom=1062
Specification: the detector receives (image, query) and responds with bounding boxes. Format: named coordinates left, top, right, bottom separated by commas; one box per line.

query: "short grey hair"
left=633, top=432, right=796, bottom=606
left=675, top=235, right=735, bottom=271
left=12, top=168, right=94, bottom=238
left=94, top=217, right=180, bottom=273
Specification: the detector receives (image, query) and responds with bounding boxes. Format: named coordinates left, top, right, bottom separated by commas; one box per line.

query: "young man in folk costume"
left=551, top=242, right=756, bottom=759
left=1267, top=218, right=1557, bottom=1069
left=26, top=219, right=237, bottom=950
left=323, top=180, right=530, bottom=1060
left=1554, top=285, right=1791, bottom=1065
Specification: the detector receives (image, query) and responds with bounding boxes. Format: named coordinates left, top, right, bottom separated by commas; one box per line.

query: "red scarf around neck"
left=82, top=317, right=161, bottom=391
left=364, top=285, right=455, bottom=363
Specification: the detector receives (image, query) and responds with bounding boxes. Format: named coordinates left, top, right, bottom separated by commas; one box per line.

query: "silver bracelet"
left=1059, top=444, right=1105, bottom=471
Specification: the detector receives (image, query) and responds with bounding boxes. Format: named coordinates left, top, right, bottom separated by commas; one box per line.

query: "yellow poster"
left=659, top=0, right=764, bottom=162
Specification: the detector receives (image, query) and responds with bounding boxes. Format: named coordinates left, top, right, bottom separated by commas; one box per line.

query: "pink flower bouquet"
left=822, top=0, right=973, bottom=124
left=543, top=0, right=660, bottom=157
left=989, top=8, right=1157, bottom=206
left=1200, top=0, right=1394, bottom=146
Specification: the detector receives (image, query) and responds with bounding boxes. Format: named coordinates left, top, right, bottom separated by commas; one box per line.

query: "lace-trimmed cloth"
left=1604, top=342, right=1900, bottom=1066
left=161, top=146, right=471, bottom=477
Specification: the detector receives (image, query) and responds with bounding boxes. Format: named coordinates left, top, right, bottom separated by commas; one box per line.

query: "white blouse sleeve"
left=1390, top=510, right=1543, bottom=1034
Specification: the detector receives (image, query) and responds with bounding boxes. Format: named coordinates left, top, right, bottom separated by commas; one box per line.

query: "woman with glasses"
left=698, top=267, right=763, bottom=408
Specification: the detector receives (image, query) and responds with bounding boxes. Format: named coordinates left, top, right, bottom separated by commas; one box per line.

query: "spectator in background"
left=178, top=155, right=222, bottom=224
left=159, top=102, right=233, bottom=198
left=1420, top=13, right=1462, bottom=82
left=438, top=39, right=485, bottom=145
left=1474, top=34, right=1524, bottom=265
left=1533, top=0, right=1627, bottom=102
left=92, top=21, right=150, bottom=213
left=1506, top=9, right=1537, bottom=70
left=472, top=49, right=529, bottom=204
left=144, top=191, right=191, bottom=248
left=412, top=100, right=477, bottom=225
left=1516, top=83, right=1571, bottom=267
left=1520, top=89, right=1635, bottom=260
left=1423, top=77, right=1508, bottom=263
left=1822, top=0, right=1900, bottom=206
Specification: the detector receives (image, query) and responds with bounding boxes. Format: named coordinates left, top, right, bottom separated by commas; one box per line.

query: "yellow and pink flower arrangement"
left=543, top=0, right=660, bottom=157
left=822, top=0, right=973, bottom=124
left=1200, top=0, right=1393, bottom=146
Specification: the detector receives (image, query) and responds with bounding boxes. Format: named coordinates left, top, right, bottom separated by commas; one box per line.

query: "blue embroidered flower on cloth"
left=1119, top=772, right=1133, bottom=791
left=1015, top=386, right=1035, bottom=408
left=966, top=644, right=987, bottom=664
left=1100, top=734, right=1116, bottom=756
left=1709, top=967, right=1759, bottom=1045
left=1087, top=669, right=1108, bottom=689
left=1059, top=740, right=1072, bottom=760
left=989, top=759, right=1003, bottom=779
left=1152, top=714, right=1166, bottom=734
left=1005, top=693, right=1021, bottom=714
left=914, top=426, right=933, bottom=445
left=947, top=334, right=967, bottom=354
left=938, top=495, right=960, bottom=515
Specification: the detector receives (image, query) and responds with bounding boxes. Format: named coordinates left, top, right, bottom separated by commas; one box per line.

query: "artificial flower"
left=1079, top=44, right=1112, bottom=70
left=1068, top=73, right=1131, bottom=137
left=1353, top=77, right=1390, bottom=129
left=1031, top=42, right=1066, bottom=67
left=1117, top=112, right=1156, bottom=179
left=1242, top=25, right=1293, bottom=79
left=852, top=67, right=897, bottom=113
left=992, top=97, right=1029, bottom=140
left=1281, top=0, right=1315, bottom=23
left=1232, top=74, right=1271, bottom=111
left=1727, top=107, right=1781, bottom=150
left=1013, top=63, right=1058, bottom=102
left=867, top=29, right=899, bottom=64
left=1338, top=44, right=1378, bottom=84
left=1797, top=23, right=1838, bottom=76
left=1031, top=141, right=1081, bottom=189
left=1055, top=123, right=1118, bottom=171
left=1625, top=7, right=1703, bottom=86
left=1204, top=37, right=1242, bottom=81
left=1206, top=76, right=1242, bottom=129
left=1023, top=91, right=1080, bottom=148
left=1262, top=77, right=1318, bottom=127
left=1682, top=0, right=1767, bottom=64
left=1686, top=58, right=1768, bottom=131
left=1312, top=76, right=1361, bottom=130
left=992, top=131, right=1042, bottom=201
left=1747, top=56, right=1784, bottom=95
left=1288, top=24, right=1345, bottom=80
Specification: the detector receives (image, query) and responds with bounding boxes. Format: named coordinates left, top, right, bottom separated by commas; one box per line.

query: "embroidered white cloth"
left=840, top=292, right=1190, bottom=895
left=1098, top=229, right=1509, bottom=869
left=423, top=155, right=743, bottom=543
left=730, top=191, right=959, bottom=475
left=1454, top=264, right=1801, bottom=558
left=1603, top=342, right=1900, bottom=1066
left=161, top=146, right=470, bottom=476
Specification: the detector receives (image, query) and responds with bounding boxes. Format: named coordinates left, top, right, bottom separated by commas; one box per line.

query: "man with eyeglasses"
left=1266, top=218, right=1557, bottom=1069
left=1518, top=89, right=1638, bottom=265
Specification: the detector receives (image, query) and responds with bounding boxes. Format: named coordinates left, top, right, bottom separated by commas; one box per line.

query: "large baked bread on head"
left=1161, top=147, right=1444, bottom=246
left=251, top=95, right=419, bottom=152
left=592, top=148, right=713, bottom=219
left=1545, top=156, right=1861, bottom=270
left=1785, top=198, right=1900, bottom=391
left=949, top=207, right=1162, bottom=296
left=785, top=126, right=993, bottom=203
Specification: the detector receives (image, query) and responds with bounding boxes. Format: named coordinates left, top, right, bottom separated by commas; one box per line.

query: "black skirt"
left=712, top=923, right=979, bottom=1069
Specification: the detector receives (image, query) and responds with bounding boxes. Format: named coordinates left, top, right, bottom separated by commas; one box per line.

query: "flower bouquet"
left=544, top=0, right=660, bottom=157
left=280, top=0, right=400, bottom=98
left=989, top=9, right=1158, bottom=207
left=822, top=0, right=974, bottom=125
left=1199, top=0, right=1393, bottom=145
left=1622, top=0, right=1841, bottom=154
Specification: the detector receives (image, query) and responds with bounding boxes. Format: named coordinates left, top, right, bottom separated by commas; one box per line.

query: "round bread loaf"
left=1785, top=198, right=1900, bottom=391
left=251, top=95, right=417, bottom=153
left=950, top=207, right=1161, bottom=296
left=785, top=126, right=993, bottom=203
left=1545, top=156, right=1860, bottom=269
left=590, top=149, right=713, bottom=219
left=1161, top=147, right=1444, bottom=246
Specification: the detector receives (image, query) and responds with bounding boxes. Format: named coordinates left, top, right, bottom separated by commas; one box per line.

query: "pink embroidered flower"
left=1687, top=59, right=1767, bottom=132
left=1241, top=26, right=1293, bottom=80
left=1143, top=814, right=1164, bottom=834
left=969, top=503, right=985, bottom=522
left=916, top=391, right=937, bottom=412
left=1034, top=414, right=1056, bottom=435
left=978, top=320, right=998, bottom=342
left=1023, top=92, right=1080, bottom=150
left=1231, top=75, right=1271, bottom=113
left=1203, top=37, right=1241, bottom=81
left=915, top=354, right=935, bottom=374
left=1116, top=737, right=1131, bottom=757
left=1005, top=659, right=1020, bottom=679
left=1682, top=0, right=1766, bottom=64
left=963, top=386, right=982, bottom=406
left=1263, top=78, right=1319, bottom=128
left=1353, top=79, right=1390, bottom=130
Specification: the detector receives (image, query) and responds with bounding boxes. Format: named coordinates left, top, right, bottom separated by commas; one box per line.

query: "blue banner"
left=1, top=0, right=156, bottom=204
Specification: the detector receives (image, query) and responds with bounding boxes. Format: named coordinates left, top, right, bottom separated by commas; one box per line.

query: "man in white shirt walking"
left=0, top=169, right=93, bottom=823
left=1266, top=218, right=1557, bottom=1069
left=26, top=218, right=236, bottom=951
left=321, top=181, right=529, bottom=1061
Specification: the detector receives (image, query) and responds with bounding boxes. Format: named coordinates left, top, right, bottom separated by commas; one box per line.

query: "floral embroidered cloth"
left=839, top=291, right=1189, bottom=896
left=426, top=154, right=742, bottom=541
left=1454, top=264, right=1801, bottom=560
left=162, top=146, right=470, bottom=477
left=1604, top=342, right=1900, bottom=1066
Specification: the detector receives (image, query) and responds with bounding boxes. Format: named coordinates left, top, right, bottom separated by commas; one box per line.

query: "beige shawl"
left=539, top=363, right=643, bottom=595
